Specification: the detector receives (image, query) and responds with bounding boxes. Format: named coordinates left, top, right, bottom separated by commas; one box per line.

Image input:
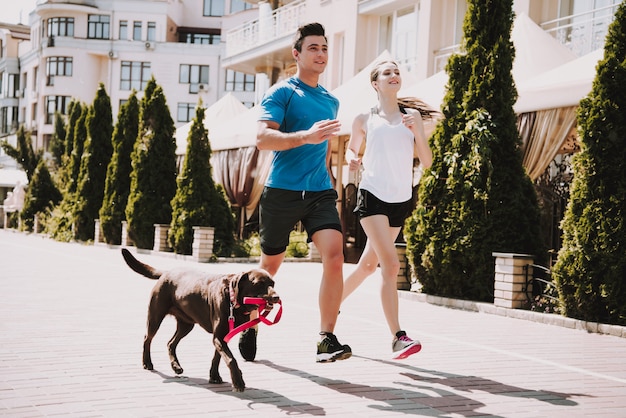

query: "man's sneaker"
left=316, top=332, right=352, bottom=363
left=238, top=328, right=257, bottom=361
left=392, top=335, right=422, bottom=360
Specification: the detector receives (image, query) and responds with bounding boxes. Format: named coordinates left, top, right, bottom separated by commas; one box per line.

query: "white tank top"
left=359, top=110, right=415, bottom=203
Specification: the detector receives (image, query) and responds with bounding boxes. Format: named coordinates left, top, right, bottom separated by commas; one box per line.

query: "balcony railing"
left=540, top=3, right=619, bottom=57
left=224, top=0, right=307, bottom=58
left=433, top=4, right=619, bottom=73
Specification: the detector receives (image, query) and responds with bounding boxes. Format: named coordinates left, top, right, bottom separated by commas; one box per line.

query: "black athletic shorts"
left=259, top=187, right=342, bottom=255
left=354, top=189, right=412, bottom=228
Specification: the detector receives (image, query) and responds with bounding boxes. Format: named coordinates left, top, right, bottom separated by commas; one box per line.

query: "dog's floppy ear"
left=231, top=271, right=252, bottom=304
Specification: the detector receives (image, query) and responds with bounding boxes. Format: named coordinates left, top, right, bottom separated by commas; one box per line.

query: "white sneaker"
left=392, top=335, right=422, bottom=360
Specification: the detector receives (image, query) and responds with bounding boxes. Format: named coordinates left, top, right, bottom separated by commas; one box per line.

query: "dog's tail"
left=121, top=248, right=162, bottom=280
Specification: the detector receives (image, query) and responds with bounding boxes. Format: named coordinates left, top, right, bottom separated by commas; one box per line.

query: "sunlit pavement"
left=2, top=228, right=626, bottom=417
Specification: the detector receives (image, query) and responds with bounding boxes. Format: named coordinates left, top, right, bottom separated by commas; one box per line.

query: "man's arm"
left=256, top=119, right=341, bottom=151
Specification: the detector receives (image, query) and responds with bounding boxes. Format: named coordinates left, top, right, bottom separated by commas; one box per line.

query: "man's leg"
left=312, top=229, right=352, bottom=362
left=260, top=252, right=286, bottom=277
left=239, top=251, right=286, bottom=362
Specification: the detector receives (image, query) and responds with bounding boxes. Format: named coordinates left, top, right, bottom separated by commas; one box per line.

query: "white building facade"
left=0, top=0, right=621, bottom=155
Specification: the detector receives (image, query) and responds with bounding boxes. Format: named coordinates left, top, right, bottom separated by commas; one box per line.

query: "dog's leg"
left=209, top=350, right=223, bottom=385
left=143, top=301, right=168, bottom=371
left=212, top=336, right=245, bottom=392
left=168, top=320, right=194, bottom=374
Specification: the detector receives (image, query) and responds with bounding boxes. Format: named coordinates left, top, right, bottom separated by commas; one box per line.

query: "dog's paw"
left=171, top=361, right=183, bottom=375
left=143, top=362, right=154, bottom=371
left=232, top=384, right=245, bottom=392
left=209, top=375, right=223, bottom=384
left=232, top=378, right=246, bottom=392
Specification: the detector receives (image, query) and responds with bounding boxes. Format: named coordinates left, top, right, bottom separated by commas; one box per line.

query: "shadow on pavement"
left=151, top=369, right=327, bottom=416
left=255, top=356, right=588, bottom=416
left=256, top=359, right=495, bottom=417
left=361, top=356, right=585, bottom=408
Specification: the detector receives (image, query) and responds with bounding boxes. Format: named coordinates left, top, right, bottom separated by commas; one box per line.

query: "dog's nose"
left=266, top=295, right=280, bottom=304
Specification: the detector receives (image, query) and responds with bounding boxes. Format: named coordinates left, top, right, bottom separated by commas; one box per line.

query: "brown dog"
left=121, top=248, right=278, bottom=392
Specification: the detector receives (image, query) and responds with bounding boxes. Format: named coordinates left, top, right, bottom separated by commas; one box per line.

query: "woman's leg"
left=342, top=239, right=379, bottom=301
left=359, top=215, right=403, bottom=335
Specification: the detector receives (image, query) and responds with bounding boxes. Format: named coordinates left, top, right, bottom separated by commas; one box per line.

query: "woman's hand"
left=346, top=151, right=362, bottom=172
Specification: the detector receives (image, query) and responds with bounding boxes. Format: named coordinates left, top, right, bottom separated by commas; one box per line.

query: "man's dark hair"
left=293, top=22, right=326, bottom=52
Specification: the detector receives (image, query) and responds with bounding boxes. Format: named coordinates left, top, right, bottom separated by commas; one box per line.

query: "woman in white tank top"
left=343, top=60, right=435, bottom=359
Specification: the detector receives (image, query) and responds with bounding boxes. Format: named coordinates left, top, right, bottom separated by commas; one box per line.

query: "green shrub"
left=552, top=2, right=626, bottom=325
left=286, top=231, right=309, bottom=258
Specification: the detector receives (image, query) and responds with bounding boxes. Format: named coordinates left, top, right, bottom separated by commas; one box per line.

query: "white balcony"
left=223, top=0, right=307, bottom=74
left=540, top=3, right=619, bottom=57
left=433, top=4, right=619, bottom=74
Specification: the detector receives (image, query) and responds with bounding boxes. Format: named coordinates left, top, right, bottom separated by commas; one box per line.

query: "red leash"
left=224, top=297, right=282, bottom=343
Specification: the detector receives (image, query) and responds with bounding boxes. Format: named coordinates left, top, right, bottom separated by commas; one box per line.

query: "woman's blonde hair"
left=370, top=60, right=440, bottom=120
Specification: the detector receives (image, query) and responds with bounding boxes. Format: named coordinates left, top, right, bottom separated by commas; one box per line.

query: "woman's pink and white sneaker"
left=392, top=335, right=422, bottom=359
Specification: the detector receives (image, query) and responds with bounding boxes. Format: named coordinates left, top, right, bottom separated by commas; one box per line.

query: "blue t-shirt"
left=259, top=77, right=339, bottom=191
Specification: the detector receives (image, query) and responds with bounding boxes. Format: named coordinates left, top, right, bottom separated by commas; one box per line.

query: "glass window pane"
left=200, top=66, right=209, bottom=83
left=180, top=65, right=189, bottom=83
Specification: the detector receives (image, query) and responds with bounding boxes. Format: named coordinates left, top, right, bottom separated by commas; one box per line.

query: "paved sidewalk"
left=1, top=229, right=626, bottom=417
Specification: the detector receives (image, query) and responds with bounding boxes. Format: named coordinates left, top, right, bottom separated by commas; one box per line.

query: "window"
left=133, top=21, right=142, bottom=40
left=230, top=0, right=252, bottom=13
left=33, top=66, right=38, bottom=91
left=47, top=17, right=74, bottom=37
left=177, top=103, right=197, bottom=122
left=32, top=103, right=37, bottom=127
left=379, top=6, right=419, bottom=72
left=1, top=106, right=18, bottom=134
left=88, top=15, right=110, bottom=39
left=453, top=0, right=467, bottom=45
left=179, top=32, right=221, bottom=44
left=46, top=57, right=73, bottom=77
left=45, top=95, right=71, bottom=124
left=180, top=64, right=209, bottom=93
left=119, top=20, right=128, bottom=40
left=225, top=70, right=255, bottom=92
left=204, top=0, right=225, bottom=17
left=6, top=74, right=19, bottom=98
left=120, top=61, right=151, bottom=91
left=147, top=22, right=156, bottom=41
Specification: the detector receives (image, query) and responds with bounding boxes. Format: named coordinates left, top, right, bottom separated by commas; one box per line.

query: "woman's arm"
left=403, top=109, right=432, bottom=169
left=345, top=113, right=367, bottom=171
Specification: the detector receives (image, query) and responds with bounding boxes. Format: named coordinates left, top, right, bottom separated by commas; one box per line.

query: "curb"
left=399, top=289, right=626, bottom=339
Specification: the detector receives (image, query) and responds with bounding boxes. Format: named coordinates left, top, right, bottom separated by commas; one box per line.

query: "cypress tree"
left=49, top=111, right=67, bottom=168
left=73, top=83, right=114, bottom=241
left=169, top=104, right=236, bottom=256
left=406, top=0, right=542, bottom=302
left=63, top=100, right=80, bottom=161
left=100, top=92, right=140, bottom=245
left=0, top=125, right=38, bottom=182
left=552, top=3, right=626, bottom=325
left=20, top=159, right=62, bottom=231
left=47, top=103, right=83, bottom=242
left=126, top=77, right=177, bottom=249
left=67, top=103, right=88, bottom=195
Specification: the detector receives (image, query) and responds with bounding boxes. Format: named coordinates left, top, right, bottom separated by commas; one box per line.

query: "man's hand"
left=306, top=119, right=341, bottom=144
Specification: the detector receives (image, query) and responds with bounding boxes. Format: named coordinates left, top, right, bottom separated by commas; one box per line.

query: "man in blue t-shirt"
left=238, top=22, right=351, bottom=364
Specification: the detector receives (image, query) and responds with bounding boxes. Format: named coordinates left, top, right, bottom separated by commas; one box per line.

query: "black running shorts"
left=354, top=189, right=412, bottom=228
left=259, top=187, right=342, bottom=255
